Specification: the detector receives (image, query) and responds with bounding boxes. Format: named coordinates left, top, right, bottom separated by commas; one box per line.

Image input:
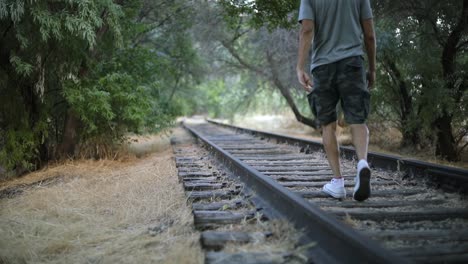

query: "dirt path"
left=0, top=133, right=203, bottom=264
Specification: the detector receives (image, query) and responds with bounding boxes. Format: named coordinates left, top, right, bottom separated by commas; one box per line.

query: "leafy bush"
left=0, top=0, right=203, bottom=177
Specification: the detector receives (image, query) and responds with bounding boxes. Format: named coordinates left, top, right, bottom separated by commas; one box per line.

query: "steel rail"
left=207, top=119, right=468, bottom=193
left=184, top=122, right=407, bottom=264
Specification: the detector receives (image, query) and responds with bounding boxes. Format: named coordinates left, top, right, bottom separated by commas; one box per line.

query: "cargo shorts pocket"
left=344, top=56, right=365, bottom=76
left=312, top=64, right=328, bottom=78
left=343, top=90, right=370, bottom=124
left=307, top=91, right=318, bottom=118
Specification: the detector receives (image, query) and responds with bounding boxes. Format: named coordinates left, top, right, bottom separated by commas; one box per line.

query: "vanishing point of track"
left=173, top=119, right=468, bottom=264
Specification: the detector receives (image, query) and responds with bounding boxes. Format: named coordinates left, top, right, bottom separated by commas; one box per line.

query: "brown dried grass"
left=221, top=219, right=301, bottom=254
left=0, top=134, right=203, bottom=264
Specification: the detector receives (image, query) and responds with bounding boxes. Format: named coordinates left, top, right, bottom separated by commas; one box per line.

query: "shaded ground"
left=0, top=133, right=203, bottom=264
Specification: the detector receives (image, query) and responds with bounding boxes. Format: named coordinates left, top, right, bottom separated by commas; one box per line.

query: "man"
left=296, top=0, right=376, bottom=201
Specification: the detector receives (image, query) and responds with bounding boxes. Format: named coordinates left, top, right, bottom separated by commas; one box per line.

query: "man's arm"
left=361, top=18, right=376, bottom=89
left=296, top=19, right=314, bottom=92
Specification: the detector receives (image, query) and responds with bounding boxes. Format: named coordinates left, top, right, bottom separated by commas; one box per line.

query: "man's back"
left=299, top=0, right=373, bottom=71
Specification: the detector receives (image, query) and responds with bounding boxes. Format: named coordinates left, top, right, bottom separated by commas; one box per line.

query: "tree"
left=220, top=0, right=299, bottom=29
left=1, top=0, right=126, bottom=172
left=219, top=0, right=468, bottom=161
left=192, top=1, right=318, bottom=128
left=372, top=20, right=424, bottom=147
left=375, top=0, right=468, bottom=160
left=0, top=0, right=204, bottom=176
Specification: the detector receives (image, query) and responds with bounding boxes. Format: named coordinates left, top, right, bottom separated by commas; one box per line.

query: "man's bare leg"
left=350, top=124, right=369, bottom=160
left=350, top=124, right=371, bottom=201
left=322, top=122, right=342, bottom=178
left=322, top=122, right=346, bottom=198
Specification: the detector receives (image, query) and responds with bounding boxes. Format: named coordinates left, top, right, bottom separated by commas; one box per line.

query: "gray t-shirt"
left=298, top=0, right=373, bottom=72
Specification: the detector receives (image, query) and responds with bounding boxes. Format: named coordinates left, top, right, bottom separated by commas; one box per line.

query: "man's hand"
left=297, top=69, right=313, bottom=93
left=296, top=19, right=314, bottom=93
left=367, top=70, right=375, bottom=89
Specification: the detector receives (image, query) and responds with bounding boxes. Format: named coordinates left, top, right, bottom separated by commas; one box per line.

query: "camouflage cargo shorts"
left=307, top=56, right=370, bottom=126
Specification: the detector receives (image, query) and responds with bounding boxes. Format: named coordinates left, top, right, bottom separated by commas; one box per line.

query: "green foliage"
left=370, top=1, right=468, bottom=159
left=0, top=128, right=36, bottom=173
left=215, top=0, right=467, bottom=159
left=220, top=0, right=299, bottom=29
left=0, top=0, right=205, bottom=175
left=189, top=0, right=314, bottom=126
left=191, top=79, right=227, bottom=117
left=6, top=0, right=465, bottom=173
left=9, top=56, right=34, bottom=76
left=191, top=75, right=291, bottom=120
left=0, top=0, right=127, bottom=172
left=63, top=73, right=151, bottom=138
left=0, top=119, right=50, bottom=174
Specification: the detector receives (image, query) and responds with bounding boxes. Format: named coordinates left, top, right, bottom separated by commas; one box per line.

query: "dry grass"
left=0, top=134, right=203, bottom=264
left=221, top=220, right=301, bottom=253
left=342, top=214, right=359, bottom=229
left=124, top=133, right=175, bottom=158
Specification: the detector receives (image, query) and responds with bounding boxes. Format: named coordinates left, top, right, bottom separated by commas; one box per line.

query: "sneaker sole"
left=323, top=186, right=346, bottom=199
left=354, top=167, right=371, bottom=202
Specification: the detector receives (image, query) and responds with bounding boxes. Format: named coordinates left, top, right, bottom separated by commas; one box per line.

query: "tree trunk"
left=20, top=81, right=49, bottom=170
left=434, top=0, right=468, bottom=161
left=221, top=40, right=319, bottom=129
left=434, top=113, right=459, bottom=161
left=57, top=108, right=81, bottom=159
left=56, top=57, right=90, bottom=159
left=401, top=128, right=420, bottom=148
left=271, top=76, right=319, bottom=129
left=266, top=53, right=319, bottom=129
left=38, top=138, right=49, bottom=167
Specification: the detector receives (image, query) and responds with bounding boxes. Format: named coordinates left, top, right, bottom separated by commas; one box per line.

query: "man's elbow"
left=364, top=34, right=376, bottom=46
left=301, top=26, right=313, bottom=35
left=300, top=20, right=314, bottom=35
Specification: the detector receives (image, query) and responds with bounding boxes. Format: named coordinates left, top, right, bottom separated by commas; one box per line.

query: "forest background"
left=1, top=0, right=467, bottom=178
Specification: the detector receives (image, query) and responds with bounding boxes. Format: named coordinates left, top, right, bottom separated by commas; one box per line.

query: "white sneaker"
left=323, top=178, right=346, bottom=199
left=353, top=160, right=371, bottom=201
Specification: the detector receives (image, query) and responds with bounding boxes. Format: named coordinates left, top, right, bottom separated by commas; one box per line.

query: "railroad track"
left=172, top=119, right=468, bottom=263
left=171, top=128, right=309, bottom=264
